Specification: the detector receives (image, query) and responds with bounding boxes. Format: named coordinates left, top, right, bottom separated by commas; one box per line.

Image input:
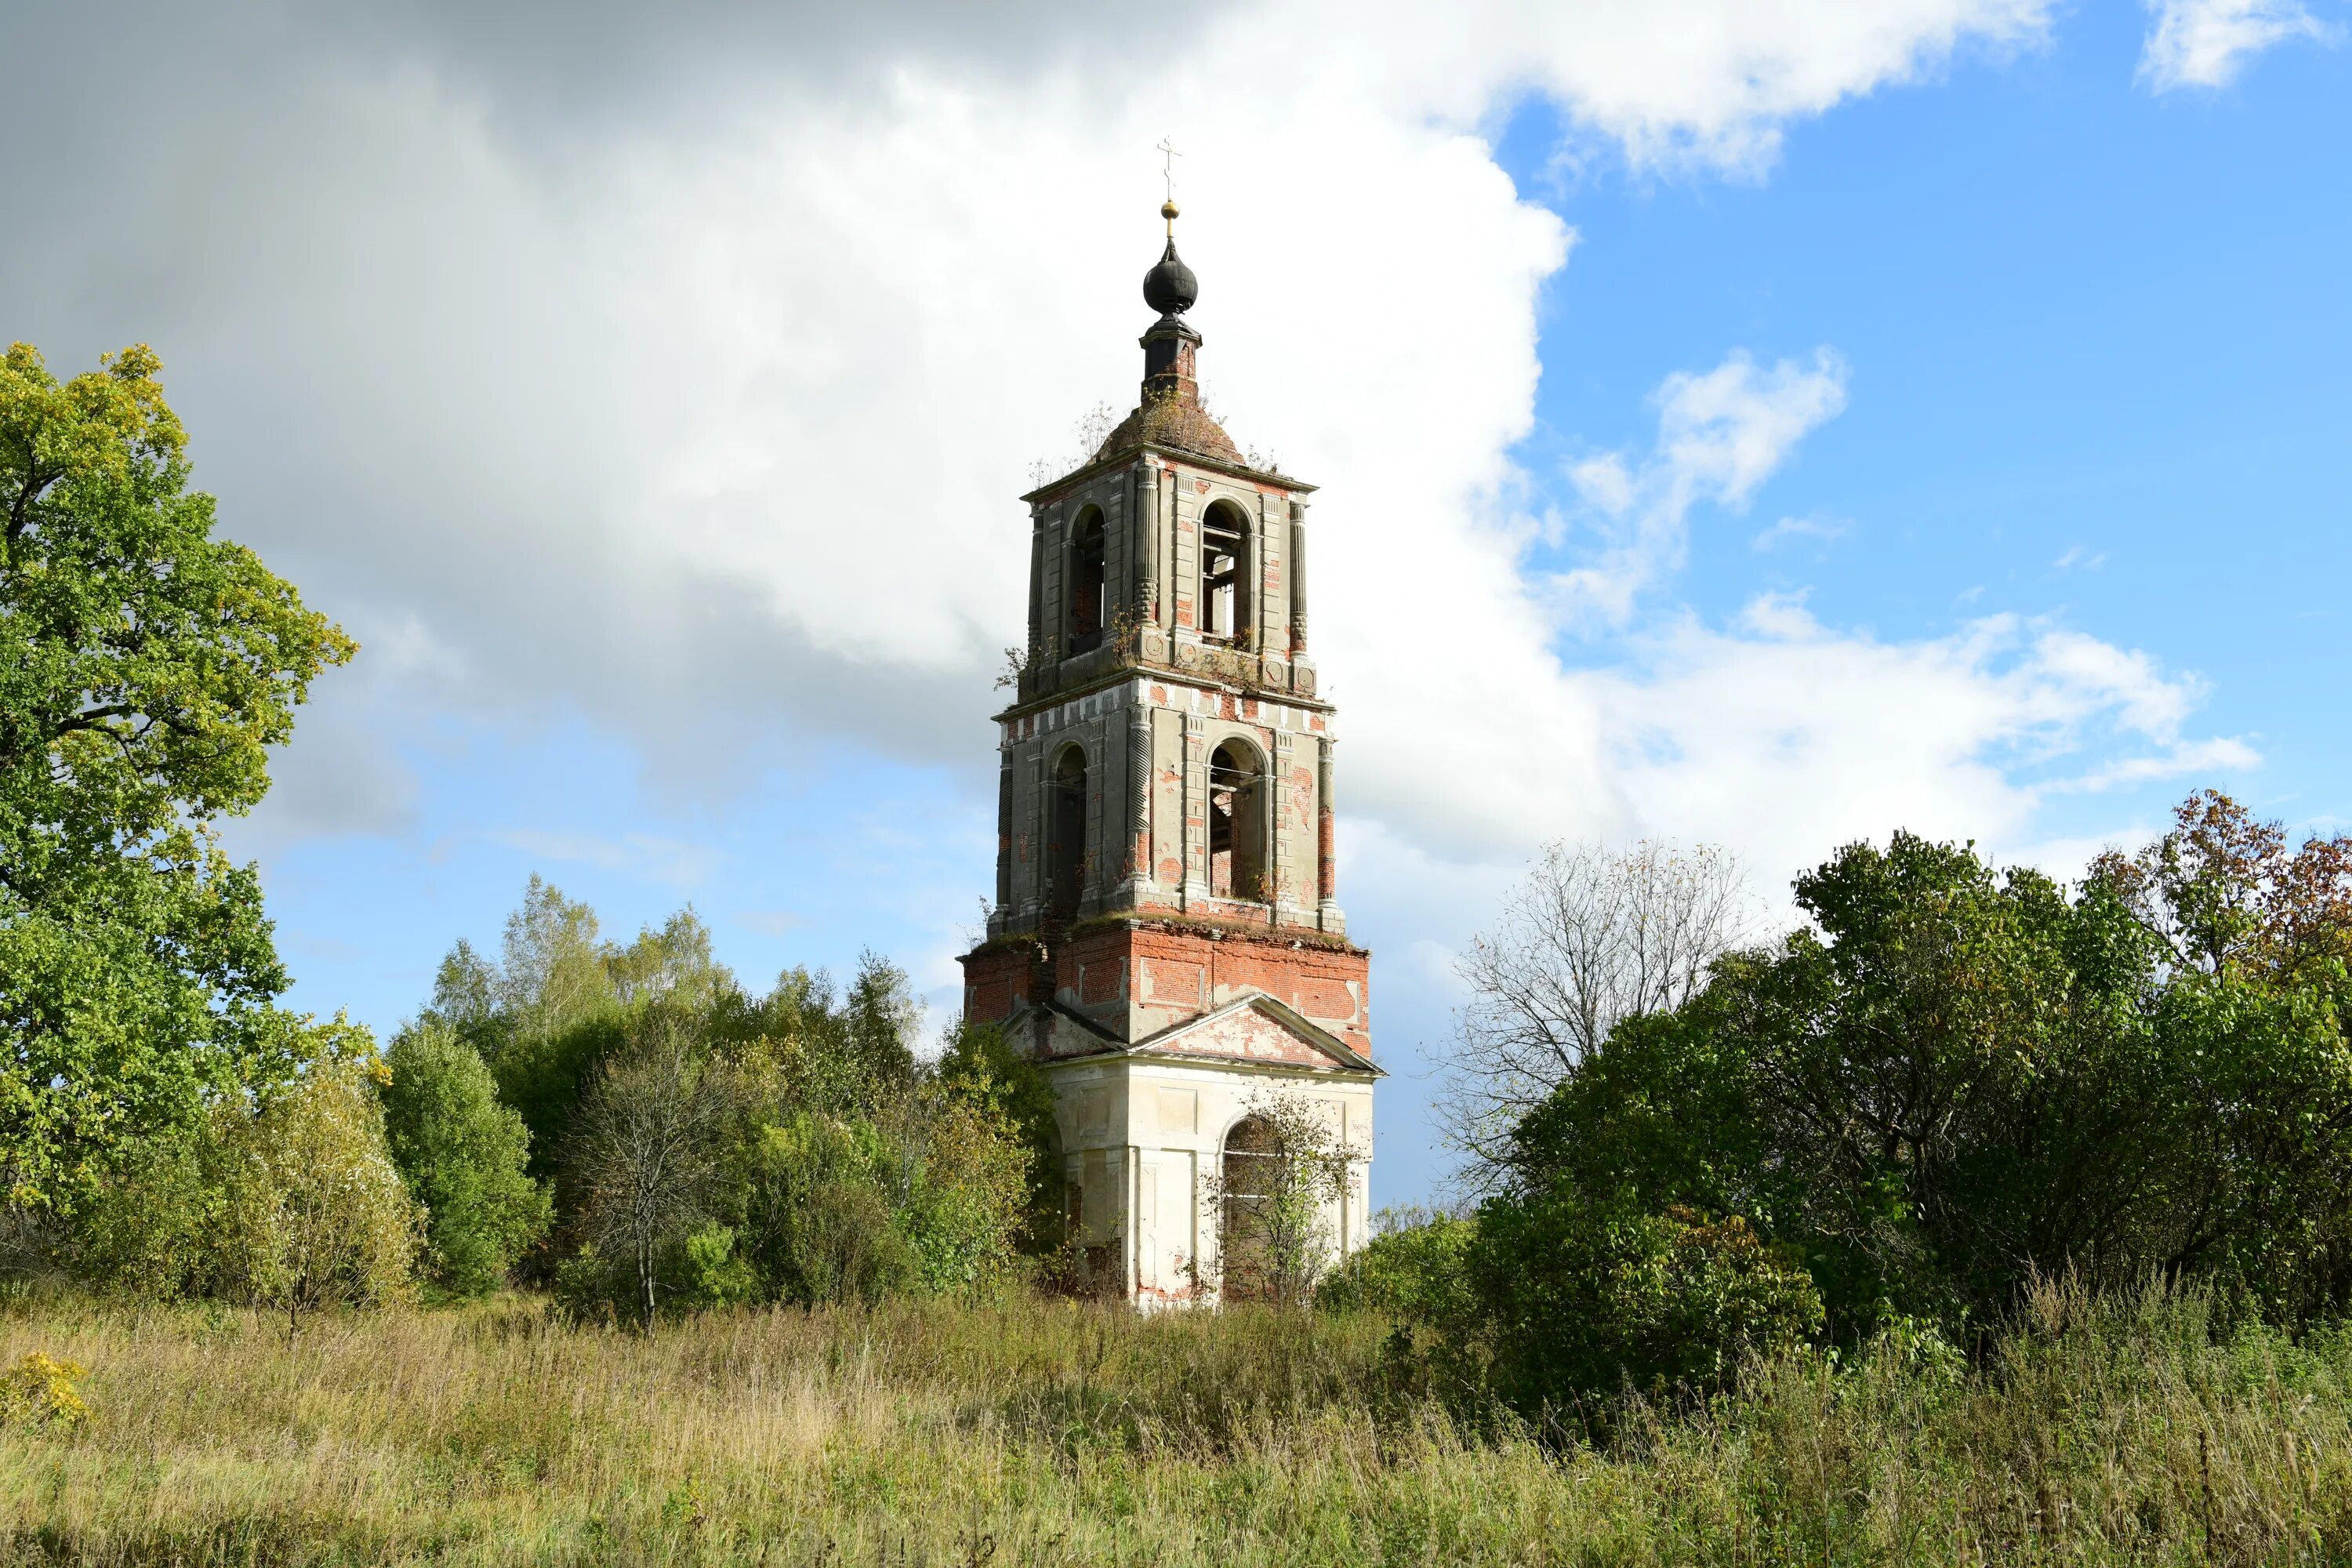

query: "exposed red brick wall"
left=1064, top=921, right=1370, bottom=1056
left=963, top=920, right=1372, bottom=1058
left=1080, top=960, right=1123, bottom=1005
left=959, top=943, right=1040, bottom=1025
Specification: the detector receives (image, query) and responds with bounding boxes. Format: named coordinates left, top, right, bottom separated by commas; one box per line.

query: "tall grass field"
left=5, top=1283, right=2352, bottom=1565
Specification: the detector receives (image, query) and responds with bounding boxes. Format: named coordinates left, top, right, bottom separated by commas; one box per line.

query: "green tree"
left=936, top=1017, right=1064, bottom=1250
left=426, top=940, right=509, bottom=1061
left=0, top=343, right=354, bottom=1218
left=423, top=881, right=738, bottom=1182
left=379, top=1022, right=551, bottom=1296
left=1501, top=799, right=2352, bottom=1338
left=218, top=1051, right=422, bottom=1336
left=842, top=950, right=922, bottom=1094
left=494, top=877, right=615, bottom=1036
left=606, top=907, right=733, bottom=1008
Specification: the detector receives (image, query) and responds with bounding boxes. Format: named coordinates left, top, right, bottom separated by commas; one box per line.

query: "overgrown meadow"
left=7, top=1281, right=2352, bottom=1565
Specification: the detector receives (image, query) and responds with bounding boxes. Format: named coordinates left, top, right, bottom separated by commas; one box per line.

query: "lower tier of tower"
left=1037, top=1050, right=1374, bottom=1305
left=957, top=917, right=1378, bottom=1305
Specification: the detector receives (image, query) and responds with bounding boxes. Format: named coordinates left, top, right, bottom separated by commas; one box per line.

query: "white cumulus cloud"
left=2139, top=0, right=2336, bottom=90
left=2, top=0, right=2242, bottom=949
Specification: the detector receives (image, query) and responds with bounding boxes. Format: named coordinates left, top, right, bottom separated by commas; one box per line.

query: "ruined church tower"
left=959, top=199, right=1377, bottom=1302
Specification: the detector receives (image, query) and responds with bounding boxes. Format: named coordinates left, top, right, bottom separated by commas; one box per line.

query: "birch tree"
left=569, top=1016, right=733, bottom=1331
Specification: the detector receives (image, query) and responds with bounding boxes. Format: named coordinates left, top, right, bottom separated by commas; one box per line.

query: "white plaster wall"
left=1048, top=1051, right=1374, bottom=1302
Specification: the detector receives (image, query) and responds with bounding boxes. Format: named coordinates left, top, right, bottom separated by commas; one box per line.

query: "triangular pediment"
left=1132, top=994, right=1381, bottom=1076
left=1002, top=994, right=1380, bottom=1076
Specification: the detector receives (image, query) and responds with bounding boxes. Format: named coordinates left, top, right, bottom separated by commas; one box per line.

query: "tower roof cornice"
left=1019, top=441, right=1315, bottom=507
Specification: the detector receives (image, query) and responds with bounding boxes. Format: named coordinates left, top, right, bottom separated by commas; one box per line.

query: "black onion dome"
left=1142, top=238, right=1198, bottom=316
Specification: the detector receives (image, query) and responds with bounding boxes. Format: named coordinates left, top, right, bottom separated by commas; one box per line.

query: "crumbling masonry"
left=960, top=202, right=1377, bottom=1304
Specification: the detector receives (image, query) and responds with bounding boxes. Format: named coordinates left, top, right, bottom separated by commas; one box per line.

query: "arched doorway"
left=1208, top=739, right=1265, bottom=902
left=1218, top=1113, right=1278, bottom=1301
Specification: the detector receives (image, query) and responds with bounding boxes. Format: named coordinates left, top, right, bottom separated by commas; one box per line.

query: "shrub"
left=936, top=1018, right=1065, bottom=1252
left=1463, top=1189, right=1822, bottom=1421
left=0, top=1351, right=87, bottom=1428
left=734, top=1111, right=917, bottom=1306
left=67, top=1127, right=226, bottom=1300
left=1203, top=1087, right=1359, bottom=1307
left=379, top=1022, right=551, bottom=1295
left=1316, top=1207, right=1477, bottom=1323
left=897, top=1096, right=1031, bottom=1297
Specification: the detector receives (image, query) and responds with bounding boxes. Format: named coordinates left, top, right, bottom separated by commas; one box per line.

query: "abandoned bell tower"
left=959, top=197, right=1377, bottom=1303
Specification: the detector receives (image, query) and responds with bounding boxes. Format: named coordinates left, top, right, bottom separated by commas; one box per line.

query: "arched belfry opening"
left=1069, top=506, right=1107, bottom=652
left=1209, top=739, right=1265, bottom=902
left=1048, top=745, right=1087, bottom=918
left=1200, top=500, right=1250, bottom=642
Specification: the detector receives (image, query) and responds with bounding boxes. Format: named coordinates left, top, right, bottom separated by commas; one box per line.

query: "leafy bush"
left=379, top=1022, right=550, bottom=1295
left=1463, top=1191, right=1823, bottom=1421
left=66, top=1123, right=227, bottom=1300
left=898, top=1096, right=1031, bottom=1296
left=729, top=1108, right=916, bottom=1306
left=0, top=1351, right=87, bottom=1428
left=935, top=1018, right=1065, bottom=1251
left=1315, top=1207, right=1476, bottom=1323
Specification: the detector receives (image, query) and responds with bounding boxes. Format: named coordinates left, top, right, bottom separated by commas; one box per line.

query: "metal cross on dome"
left=1156, top=137, right=1182, bottom=205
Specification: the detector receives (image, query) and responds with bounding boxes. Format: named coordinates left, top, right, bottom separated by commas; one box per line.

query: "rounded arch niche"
left=1068, top=505, right=1107, bottom=651
left=1047, top=743, right=1088, bottom=918
left=1218, top=1113, right=1279, bottom=1301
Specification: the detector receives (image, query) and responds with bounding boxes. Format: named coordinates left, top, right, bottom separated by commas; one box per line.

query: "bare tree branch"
left=1435, top=839, right=1754, bottom=1192
left=569, top=1015, right=733, bottom=1331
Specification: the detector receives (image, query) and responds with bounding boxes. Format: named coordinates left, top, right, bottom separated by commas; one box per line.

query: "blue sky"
left=1508, top=5, right=2350, bottom=771
left=5, top=0, right=2346, bottom=1207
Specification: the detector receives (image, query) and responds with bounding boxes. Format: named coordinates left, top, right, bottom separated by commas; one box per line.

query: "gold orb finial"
left=1161, top=198, right=1180, bottom=236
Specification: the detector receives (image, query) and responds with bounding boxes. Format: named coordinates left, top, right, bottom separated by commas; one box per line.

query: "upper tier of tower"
left=1007, top=202, right=1320, bottom=716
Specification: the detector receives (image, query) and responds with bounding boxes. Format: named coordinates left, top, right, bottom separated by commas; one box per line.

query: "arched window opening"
left=1208, top=739, right=1265, bottom=902
left=1069, top=507, right=1107, bottom=652
left=1047, top=746, right=1088, bottom=919
left=1219, top=1115, right=1279, bottom=1301
left=1200, top=502, right=1250, bottom=642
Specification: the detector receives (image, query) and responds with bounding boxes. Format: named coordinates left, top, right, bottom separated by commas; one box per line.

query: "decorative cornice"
left=993, top=666, right=1334, bottom=727
left=1022, top=441, right=1316, bottom=506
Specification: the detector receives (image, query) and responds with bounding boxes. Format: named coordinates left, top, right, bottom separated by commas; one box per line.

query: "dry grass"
left=2, top=1283, right=2350, bottom=1564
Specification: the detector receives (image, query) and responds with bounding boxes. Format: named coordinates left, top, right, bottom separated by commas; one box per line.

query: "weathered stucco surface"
left=959, top=239, right=1374, bottom=1304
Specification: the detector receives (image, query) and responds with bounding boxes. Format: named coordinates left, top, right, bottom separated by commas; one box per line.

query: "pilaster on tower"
left=959, top=193, right=1376, bottom=1305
